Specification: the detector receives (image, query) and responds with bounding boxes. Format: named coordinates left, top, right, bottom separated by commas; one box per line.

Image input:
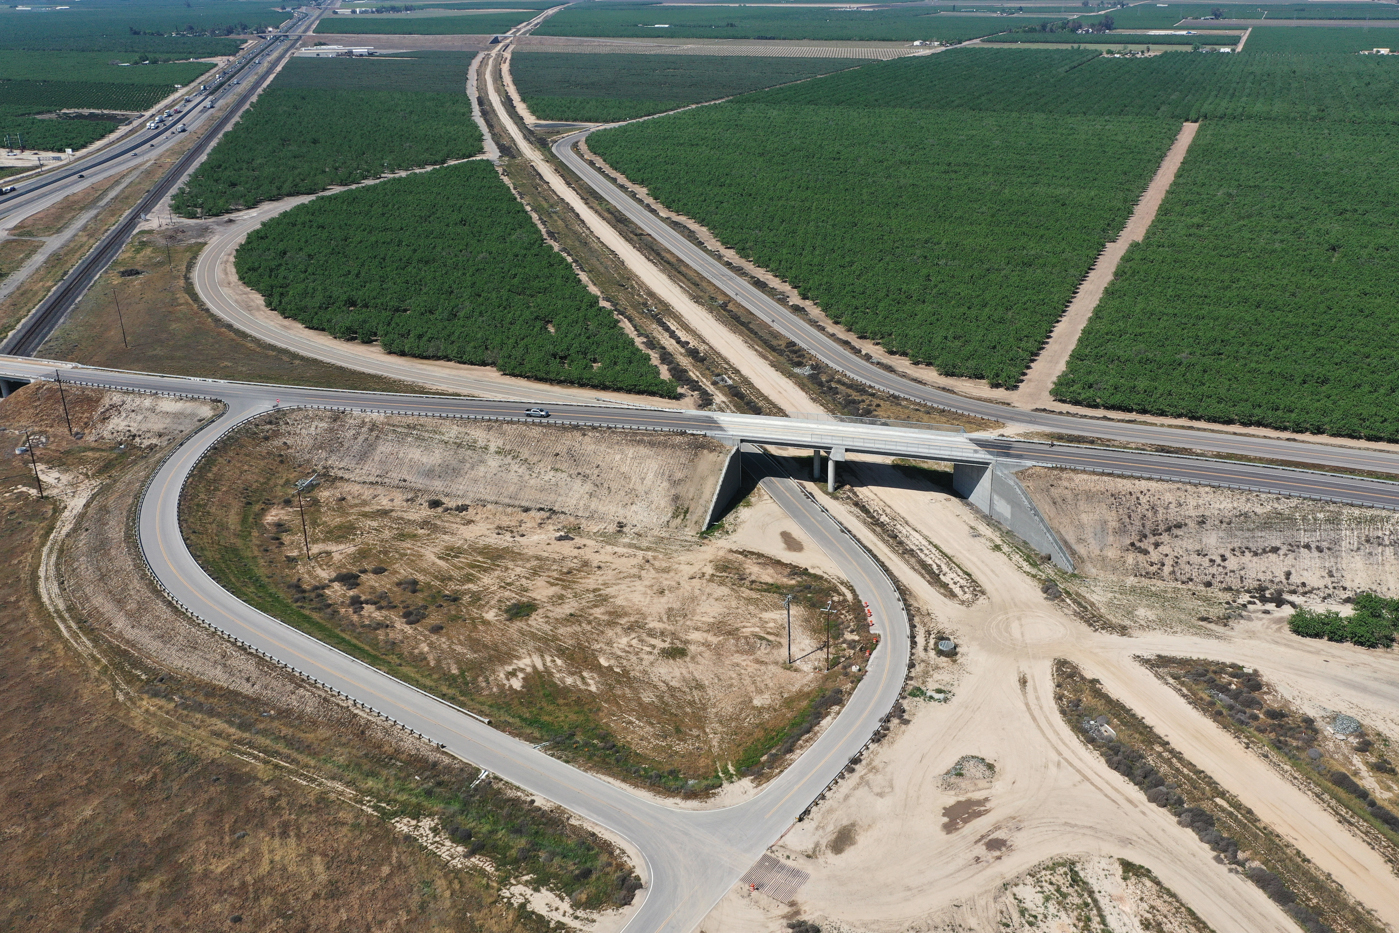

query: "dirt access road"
left=728, top=458, right=1399, bottom=932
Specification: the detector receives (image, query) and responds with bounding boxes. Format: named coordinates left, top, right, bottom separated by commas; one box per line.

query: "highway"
left=0, top=7, right=320, bottom=357
left=549, top=128, right=1399, bottom=480
left=0, top=26, right=293, bottom=225
left=4, top=357, right=911, bottom=933
left=6, top=357, right=1399, bottom=510
left=4, top=12, right=1399, bottom=927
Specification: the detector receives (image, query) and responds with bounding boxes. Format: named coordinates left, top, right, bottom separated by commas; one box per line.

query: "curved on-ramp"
left=120, top=375, right=911, bottom=933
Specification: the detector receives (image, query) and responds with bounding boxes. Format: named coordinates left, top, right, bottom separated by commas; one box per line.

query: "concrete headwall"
left=953, top=461, right=1075, bottom=571
left=704, top=441, right=744, bottom=529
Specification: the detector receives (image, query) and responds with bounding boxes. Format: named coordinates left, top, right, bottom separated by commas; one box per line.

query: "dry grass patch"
left=0, top=237, right=41, bottom=282
left=8, top=168, right=136, bottom=238
left=0, top=383, right=594, bottom=933
left=184, top=409, right=868, bottom=794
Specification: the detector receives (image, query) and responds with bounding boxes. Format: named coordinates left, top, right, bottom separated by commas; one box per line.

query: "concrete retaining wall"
left=953, top=461, right=1074, bottom=571
left=704, top=440, right=744, bottom=528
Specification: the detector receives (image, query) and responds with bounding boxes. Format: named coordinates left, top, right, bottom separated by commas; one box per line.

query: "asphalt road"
left=7, top=358, right=1399, bottom=929
left=0, top=29, right=288, bottom=226
left=549, top=129, right=1399, bottom=480
left=113, top=377, right=910, bottom=933
left=7, top=357, right=1399, bottom=510
left=0, top=12, right=316, bottom=356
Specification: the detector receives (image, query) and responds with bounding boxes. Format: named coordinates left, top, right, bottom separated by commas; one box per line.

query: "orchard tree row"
left=1055, top=120, right=1399, bottom=441
left=591, top=104, right=1178, bottom=387
left=236, top=161, right=674, bottom=396
left=172, top=54, right=481, bottom=218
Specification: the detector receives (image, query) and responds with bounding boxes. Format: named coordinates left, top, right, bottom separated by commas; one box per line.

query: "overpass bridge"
left=6, top=357, right=1399, bottom=570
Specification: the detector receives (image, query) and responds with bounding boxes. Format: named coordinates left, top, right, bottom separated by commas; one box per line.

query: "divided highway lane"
left=0, top=12, right=320, bottom=356
left=5, top=358, right=1399, bottom=511
left=93, top=371, right=910, bottom=933
left=0, top=27, right=290, bottom=223
left=550, top=130, right=1399, bottom=479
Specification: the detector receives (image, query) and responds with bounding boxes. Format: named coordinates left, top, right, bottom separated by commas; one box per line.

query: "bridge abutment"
left=953, top=461, right=1074, bottom=571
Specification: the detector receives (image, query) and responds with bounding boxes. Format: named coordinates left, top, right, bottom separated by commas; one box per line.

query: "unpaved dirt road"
left=484, top=37, right=822, bottom=416
left=716, top=457, right=1399, bottom=933
left=1016, top=121, right=1199, bottom=405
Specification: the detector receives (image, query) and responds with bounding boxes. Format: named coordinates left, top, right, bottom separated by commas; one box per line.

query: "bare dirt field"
left=182, top=409, right=871, bottom=794
left=0, top=382, right=607, bottom=932
left=694, top=455, right=1399, bottom=933
left=1020, top=467, right=1399, bottom=603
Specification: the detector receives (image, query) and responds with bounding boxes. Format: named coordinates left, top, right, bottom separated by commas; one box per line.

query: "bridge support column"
left=827, top=447, right=845, bottom=493
left=812, top=449, right=822, bottom=480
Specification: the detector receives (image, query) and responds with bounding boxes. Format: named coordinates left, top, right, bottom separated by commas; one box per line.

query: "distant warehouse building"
left=295, top=45, right=378, bottom=57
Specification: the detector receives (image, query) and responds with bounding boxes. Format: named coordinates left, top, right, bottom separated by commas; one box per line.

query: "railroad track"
left=0, top=8, right=321, bottom=357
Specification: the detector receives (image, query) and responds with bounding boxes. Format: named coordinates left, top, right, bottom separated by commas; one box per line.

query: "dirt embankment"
left=1020, top=468, right=1399, bottom=603
left=275, top=410, right=727, bottom=535
left=927, top=856, right=1215, bottom=933
left=186, top=410, right=868, bottom=794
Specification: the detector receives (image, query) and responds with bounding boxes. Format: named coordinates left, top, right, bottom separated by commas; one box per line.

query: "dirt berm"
left=187, top=409, right=864, bottom=793
left=276, top=410, right=729, bottom=536
left=1019, top=468, right=1399, bottom=602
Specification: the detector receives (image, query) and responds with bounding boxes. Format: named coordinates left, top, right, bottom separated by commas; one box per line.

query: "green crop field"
left=745, top=47, right=1399, bottom=121
left=586, top=46, right=1399, bottom=397
left=512, top=52, right=866, bottom=123
left=984, top=30, right=1240, bottom=44
left=236, top=160, right=673, bottom=395
left=273, top=50, right=474, bottom=93
left=1080, top=2, right=1399, bottom=29
left=0, top=51, right=217, bottom=83
left=592, top=100, right=1178, bottom=386
left=534, top=3, right=1016, bottom=42
left=0, top=0, right=283, bottom=52
left=1243, top=24, right=1399, bottom=52
left=1054, top=119, right=1399, bottom=441
left=340, top=0, right=557, bottom=8
left=172, top=52, right=481, bottom=217
left=0, top=56, right=215, bottom=151
left=315, top=10, right=539, bottom=34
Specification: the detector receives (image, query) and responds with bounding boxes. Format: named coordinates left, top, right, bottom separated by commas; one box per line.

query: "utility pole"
left=53, top=371, right=73, bottom=436
left=294, top=473, right=319, bottom=560
left=784, top=594, right=795, bottom=665
left=112, top=285, right=128, bottom=348
left=819, top=599, right=835, bottom=671
left=23, top=431, right=43, bottom=498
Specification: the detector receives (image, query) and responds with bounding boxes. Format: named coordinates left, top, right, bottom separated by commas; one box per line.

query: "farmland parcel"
left=535, top=3, right=1015, bottom=42
left=588, top=50, right=1180, bottom=386
left=172, top=53, right=482, bottom=217
left=511, top=52, right=866, bottom=123
left=315, top=10, right=540, bottom=35
left=0, top=55, right=216, bottom=151
left=1055, top=119, right=1399, bottom=441
left=235, top=160, right=673, bottom=395
left=589, top=46, right=1399, bottom=427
